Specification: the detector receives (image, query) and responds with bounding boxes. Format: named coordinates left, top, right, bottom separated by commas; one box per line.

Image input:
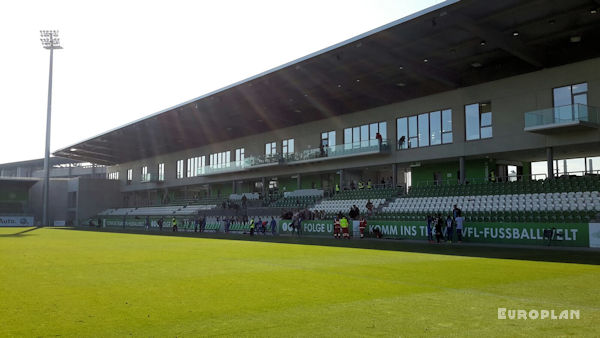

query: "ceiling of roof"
left=55, top=0, right=600, bottom=165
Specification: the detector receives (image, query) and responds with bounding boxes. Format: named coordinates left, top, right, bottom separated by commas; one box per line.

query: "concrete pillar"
left=232, top=180, right=236, bottom=194
left=563, top=159, right=567, bottom=176
left=547, top=147, right=554, bottom=180
left=589, top=158, right=594, bottom=174
left=339, top=169, right=344, bottom=190
left=459, top=156, right=466, bottom=185
left=261, top=177, right=266, bottom=196
left=392, top=163, right=398, bottom=187
left=297, top=174, right=301, bottom=190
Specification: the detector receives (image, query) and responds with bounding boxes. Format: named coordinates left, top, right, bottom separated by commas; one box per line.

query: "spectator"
left=366, top=200, right=374, bottom=216
left=270, top=217, right=277, bottom=235
left=446, top=215, right=453, bottom=243
left=359, top=216, right=367, bottom=238
left=194, top=217, right=199, bottom=232
left=158, top=217, right=164, bottom=231
left=375, top=131, right=382, bottom=148
left=249, top=218, right=255, bottom=236
left=172, top=217, right=178, bottom=232
left=434, top=214, right=443, bottom=243
left=455, top=211, right=464, bottom=243
left=333, top=216, right=341, bottom=239
left=367, top=179, right=372, bottom=189
left=358, top=181, right=364, bottom=190
left=201, top=216, right=206, bottom=232
left=340, top=216, right=350, bottom=239
left=426, top=215, right=433, bottom=243
left=97, top=217, right=102, bottom=228
left=452, top=205, right=461, bottom=220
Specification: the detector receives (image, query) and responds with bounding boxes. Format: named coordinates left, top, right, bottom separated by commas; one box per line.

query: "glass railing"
left=190, top=140, right=390, bottom=176
left=524, top=104, right=599, bottom=129
left=285, top=139, right=390, bottom=163
left=194, top=156, right=280, bottom=176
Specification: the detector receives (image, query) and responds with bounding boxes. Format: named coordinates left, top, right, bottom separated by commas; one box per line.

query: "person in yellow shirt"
left=340, top=216, right=350, bottom=239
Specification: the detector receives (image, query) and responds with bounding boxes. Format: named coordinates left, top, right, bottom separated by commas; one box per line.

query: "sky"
left=0, top=0, right=448, bottom=165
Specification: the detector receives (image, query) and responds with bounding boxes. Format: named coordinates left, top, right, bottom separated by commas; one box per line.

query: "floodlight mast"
left=39, top=30, right=62, bottom=227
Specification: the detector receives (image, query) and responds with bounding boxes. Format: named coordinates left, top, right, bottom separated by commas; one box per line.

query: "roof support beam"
left=454, top=13, right=544, bottom=68
left=54, top=152, right=115, bottom=166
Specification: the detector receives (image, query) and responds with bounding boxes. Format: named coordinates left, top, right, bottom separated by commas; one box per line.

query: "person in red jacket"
left=359, top=216, right=367, bottom=238
left=333, top=216, right=341, bottom=239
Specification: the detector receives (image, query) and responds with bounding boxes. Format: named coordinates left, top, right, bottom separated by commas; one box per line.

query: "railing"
left=524, top=104, right=599, bottom=129
left=191, top=140, right=390, bottom=176
left=284, top=139, right=390, bottom=163
left=413, top=170, right=600, bottom=187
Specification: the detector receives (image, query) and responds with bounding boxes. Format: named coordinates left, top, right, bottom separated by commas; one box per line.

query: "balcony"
left=284, top=139, right=391, bottom=165
left=191, top=140, right=391, bottom=177
left=140, top=173, right=163, bottom=183
left=524, top=104, right=599, bottom=134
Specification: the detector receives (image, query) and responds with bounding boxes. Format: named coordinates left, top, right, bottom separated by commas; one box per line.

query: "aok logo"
left=20, top=218, right=28, bottom=225
left=0, top=218, right=16, bottom=225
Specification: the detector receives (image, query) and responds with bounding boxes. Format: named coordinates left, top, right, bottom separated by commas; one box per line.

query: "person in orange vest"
left=340, top=216, right=350, bottom=239
left=359, top=216, right=367, bottom=238
left=333, top=216, right=341, bottom=239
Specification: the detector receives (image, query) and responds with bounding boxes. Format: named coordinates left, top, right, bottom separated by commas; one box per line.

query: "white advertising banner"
left=589, top=223, right=600, bottom=248
left=0, top=216, right=35, bottom=227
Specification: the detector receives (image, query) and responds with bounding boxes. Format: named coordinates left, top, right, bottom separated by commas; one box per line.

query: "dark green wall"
left=411, top=159, right=494, bottom=186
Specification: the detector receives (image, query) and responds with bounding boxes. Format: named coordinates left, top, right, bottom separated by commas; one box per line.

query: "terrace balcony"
left=524, top=104, right=599, bottom=134
left=192, top=139, right=391, bottom=176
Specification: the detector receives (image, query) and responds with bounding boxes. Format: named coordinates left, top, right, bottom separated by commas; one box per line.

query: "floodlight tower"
left=40, top=30, right=62, bottom=227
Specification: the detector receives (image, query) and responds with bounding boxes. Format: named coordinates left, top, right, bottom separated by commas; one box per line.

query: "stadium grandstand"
left=38, top=0, right=600, bottom=247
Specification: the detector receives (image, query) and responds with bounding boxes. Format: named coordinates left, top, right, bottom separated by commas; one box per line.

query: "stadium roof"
left=0, top=157, right=80, bottom=170
left=55, top=0, right=600, bottom=165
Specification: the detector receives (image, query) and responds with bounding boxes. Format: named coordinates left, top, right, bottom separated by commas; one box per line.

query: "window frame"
left=397, top=108, right=452, bottom=150
left=465, top=102, right=492, bottom=141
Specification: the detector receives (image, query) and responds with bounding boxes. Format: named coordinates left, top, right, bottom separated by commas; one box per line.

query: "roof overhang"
left=55, top=0, right=600, bottom=165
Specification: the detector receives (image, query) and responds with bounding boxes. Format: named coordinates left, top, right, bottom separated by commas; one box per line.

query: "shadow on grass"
left=58, top=226, right=600, bottom=266
left=0, top=227, right=41, bottom=238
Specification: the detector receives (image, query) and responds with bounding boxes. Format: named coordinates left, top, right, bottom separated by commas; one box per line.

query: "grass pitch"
left=0, top=227, right=599, bottom=337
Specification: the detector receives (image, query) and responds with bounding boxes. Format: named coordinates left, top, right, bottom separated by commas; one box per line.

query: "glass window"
left=360, top=125, right=369, bottom=147
left=379, top=122, right=387, bottom=141
left=408, top=116, right=418, bottom=148
left=369, top=123, right=378, bottom=140
left=127, top=169, right=133, bottom=181
left=141, top=166, right=148, bottom=181
left=442, top=109, right=452, bottom=144
left=265, top=142, right=276, bottom=156
left=158, top=163, right=164, bottom=181
left=465, top=102, right=492, bottom=140
left=429, top=110, right=441, bottom=146
left=235, top=148, right=245, bottom=166
left=418, top=113, right=429, bottom=147
left=328, top=131, right=336, bottom=147
left=397, top=117, right=407, bottom=149
left=553, top=83, right=588, bottom=122
left=282, top=139, right=294, bottom=155
left=344, top=128, right=352, bottom=149
left=352, top=126, right=360, bottom=147
left=553, top=86, right=572, bottom=107
left=465, top=103, right=480, bottom=141
left=176, top=160, right=184, bottom=179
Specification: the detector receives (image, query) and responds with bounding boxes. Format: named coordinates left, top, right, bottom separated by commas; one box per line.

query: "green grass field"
left=1, top=227, right=599, bottom=337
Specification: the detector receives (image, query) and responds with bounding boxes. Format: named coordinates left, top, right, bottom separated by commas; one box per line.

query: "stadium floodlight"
left=39, top=30, right=62, bottom=227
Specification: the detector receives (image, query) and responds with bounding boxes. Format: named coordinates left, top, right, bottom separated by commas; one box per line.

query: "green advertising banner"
left=278, top=219, right=590, bottom=247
